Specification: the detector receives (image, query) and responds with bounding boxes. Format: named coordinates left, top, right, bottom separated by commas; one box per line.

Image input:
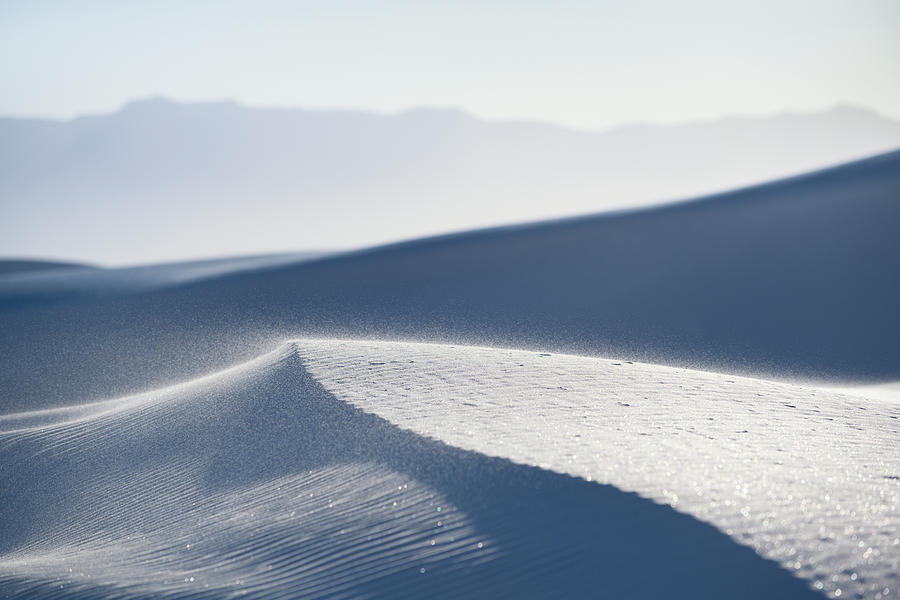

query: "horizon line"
left=1, top=95, right=895, bottom=137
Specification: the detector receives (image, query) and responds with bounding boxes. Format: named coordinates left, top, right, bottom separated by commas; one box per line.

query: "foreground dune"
left=1, top=340, right=896, bottom=598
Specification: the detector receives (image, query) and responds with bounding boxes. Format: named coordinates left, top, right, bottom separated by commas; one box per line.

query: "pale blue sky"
left=2, top=0, right=898, bottom=130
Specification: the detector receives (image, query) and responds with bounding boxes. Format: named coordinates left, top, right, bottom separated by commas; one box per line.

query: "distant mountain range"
left=2, top=98, right=899, bottom=264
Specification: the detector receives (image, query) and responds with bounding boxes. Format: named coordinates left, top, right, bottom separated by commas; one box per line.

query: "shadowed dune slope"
left=1, top=150, right=898, bottom=411
left=0, top=343, right=822, bottom=599
left=0, top=252, right=328, bottom=306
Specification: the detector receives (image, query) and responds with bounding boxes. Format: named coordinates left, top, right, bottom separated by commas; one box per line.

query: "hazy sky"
left=2, top=0, right=899, bottom=130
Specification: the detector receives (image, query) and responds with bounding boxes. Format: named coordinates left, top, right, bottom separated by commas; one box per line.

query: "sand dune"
left=0, top=260, right=90, bottom=275
left=5, top=340, right=876, bottom=599
left=0, top=252, right=327, bottom=309
left=301, top=339, right=900, bottom=599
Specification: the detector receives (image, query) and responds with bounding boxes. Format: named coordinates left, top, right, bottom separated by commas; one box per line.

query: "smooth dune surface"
left=1, top=151, right=899, bottom=598
left=0, top=260, right=90, bottom=275
left=0, top=251, right=327, bottom=308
